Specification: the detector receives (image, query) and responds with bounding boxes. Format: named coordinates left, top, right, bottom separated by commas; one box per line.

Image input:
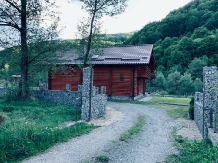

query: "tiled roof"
left=60, top=44, right=154, bottom=65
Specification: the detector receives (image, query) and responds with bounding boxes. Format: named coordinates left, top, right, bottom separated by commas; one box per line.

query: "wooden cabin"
left=48, top=44, right=155, bottom=100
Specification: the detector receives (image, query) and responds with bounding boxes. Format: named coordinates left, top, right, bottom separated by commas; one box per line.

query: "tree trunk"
left=20, top=0, right=29, bottom=100
left=83, top=1, right=97, bottom=67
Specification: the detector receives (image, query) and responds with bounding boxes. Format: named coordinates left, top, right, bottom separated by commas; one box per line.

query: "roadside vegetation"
left=0, top=98, right=97, bottom=163
left=120, top=115, right=146, bottom=142
left=142, top=96, right=218, bottom=163
left=167, top=131, right=218, bottom=163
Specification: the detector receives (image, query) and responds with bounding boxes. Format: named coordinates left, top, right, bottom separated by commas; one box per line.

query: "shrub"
left=5, top=86, right=20, bottom=102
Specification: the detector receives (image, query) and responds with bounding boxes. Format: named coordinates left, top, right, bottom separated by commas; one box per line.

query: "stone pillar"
left=43, top=83, right=48, bottom=90
left=78, top=85, right=82, bottom=92
left=101, top=86, right=106, bottom=94
left=81, top=67, right=93, bottom=121
left=203, top=66, right=218, bottom=138
left=66, top=84, right=71, bottom=91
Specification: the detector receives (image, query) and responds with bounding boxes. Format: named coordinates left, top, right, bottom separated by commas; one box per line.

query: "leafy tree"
left=194, top=78, right=203, bottom=92
left=75, top=0, right=128, bottom=67
left=188, top=58, right=207, bottom=80
left=153, top=72, right=167, bottom=91
left=178, top=73, right=194, bottom=96
left=192, top=27, right=211, bottom=39
left=195, top=35, right=218, bottom=58
left=0, top=0, right=60, bottom=99
left=167, top=71, right=181, bottom=95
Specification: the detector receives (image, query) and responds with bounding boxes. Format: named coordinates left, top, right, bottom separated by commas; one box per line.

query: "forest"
left=124, top=0, right=218, bottom=95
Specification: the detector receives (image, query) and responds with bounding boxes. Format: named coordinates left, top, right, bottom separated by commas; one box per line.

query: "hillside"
left=124, top=0, right=218, bottom=94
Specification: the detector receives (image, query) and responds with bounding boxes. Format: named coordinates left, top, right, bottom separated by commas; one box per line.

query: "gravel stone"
left=23, top=102, right=178, bottom=163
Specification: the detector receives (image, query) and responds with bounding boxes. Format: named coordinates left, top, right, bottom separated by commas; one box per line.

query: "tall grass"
left=0, top=98, right=97, bottom=162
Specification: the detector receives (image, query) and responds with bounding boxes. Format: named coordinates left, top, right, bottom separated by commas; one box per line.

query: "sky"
left=56, top=0, right=193, bottom=40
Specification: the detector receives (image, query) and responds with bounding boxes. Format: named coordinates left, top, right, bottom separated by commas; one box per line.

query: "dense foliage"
left=125, top=0, right=218, bottom=95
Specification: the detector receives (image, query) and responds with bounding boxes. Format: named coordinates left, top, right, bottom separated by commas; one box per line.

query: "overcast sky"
left=56, top=0, right=193, bottom=40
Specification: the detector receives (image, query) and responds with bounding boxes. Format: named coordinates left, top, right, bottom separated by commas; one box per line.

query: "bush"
left=189, top=97, right=194, bottom=120
left=5, top=86, right=20, bottom=102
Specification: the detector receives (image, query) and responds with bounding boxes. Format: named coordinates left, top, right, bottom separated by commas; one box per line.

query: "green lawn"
left=0, top=98, right=97, bottom=162
left=115, top=96, right=191, bottom=119
left=148, top=96, right=191, bottom=105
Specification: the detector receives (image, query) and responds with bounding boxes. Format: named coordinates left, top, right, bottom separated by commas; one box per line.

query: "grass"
left=110, top=96, right=191, bottom=119
left=166, top=131, right=218, bottom=163
left=147, top=96, right=191, bottom=105
left=95, top=155, right=109, bottom=163
left=110, top=96, right=190, bottom=105
left=0, top=98, right=97, bottom=162
left=120, top=115, right=146, bottom=141
left=166, top=106, right=189, bottom=119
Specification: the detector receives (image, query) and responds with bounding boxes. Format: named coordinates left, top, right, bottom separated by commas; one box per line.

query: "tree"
left=194, top=78, right=203, bottom=92
left=153, top=72, right=167, bottom=91
left=0, top=0, right=60, bottom=99
left=178, top=73, right=194, bottom=96
left=192, top=27, right=211, bottom=39
left=188, top=57, right=207, bottom=80
left=167, top=71, right=181, bottom=95
left=75, top=0, right=128, bottom=66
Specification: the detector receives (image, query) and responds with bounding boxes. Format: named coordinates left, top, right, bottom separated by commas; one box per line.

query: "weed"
left=166, top=131, right=218, bottom=163
left=120, top=115, right=145, bottom=141
left=96, top=155, right=109, bottom=163
left=166, top=106, right=189, bottom=119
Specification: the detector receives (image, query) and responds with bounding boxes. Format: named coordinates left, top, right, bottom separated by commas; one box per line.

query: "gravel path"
left=23, top=102, right=179, bottom=163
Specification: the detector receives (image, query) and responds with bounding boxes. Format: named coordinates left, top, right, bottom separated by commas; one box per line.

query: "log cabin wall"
left=48, top=67, right=83, bottom=91
left=93, top=65, right=133, bottom=97
left=48, top=64, right=152, bottom=98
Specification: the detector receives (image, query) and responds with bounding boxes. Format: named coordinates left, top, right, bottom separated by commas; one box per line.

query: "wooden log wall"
left=48, top=64, right=151, bottom=97
left=94, top=65, right=133, bottom=96
left=93, top=65, right=111, bottom=94
left=137, top=66, right=151, bottom=79
left=48, top=68, right=83, bottom=91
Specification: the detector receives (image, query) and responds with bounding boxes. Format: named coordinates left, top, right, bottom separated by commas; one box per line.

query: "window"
left=119, top=76, right=124, bottom=82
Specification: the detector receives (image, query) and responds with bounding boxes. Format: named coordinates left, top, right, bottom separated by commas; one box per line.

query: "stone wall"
left=31, top=90, right=82, bottom=106
left=194, top=92, right=204, bottom=135
left=194, top=66, right=218, bottom=139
